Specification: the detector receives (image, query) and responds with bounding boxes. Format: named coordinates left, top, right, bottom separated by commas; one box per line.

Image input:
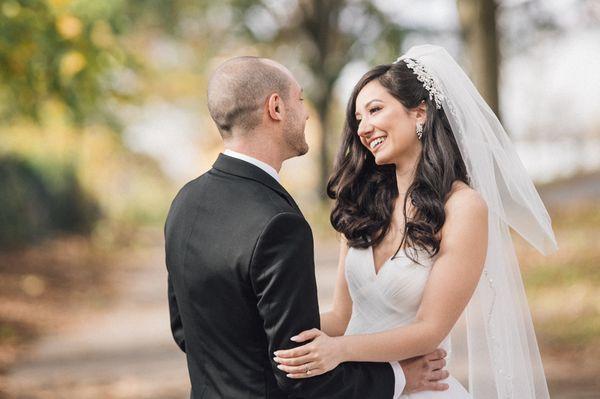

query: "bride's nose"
left=357, top=119, right=374, bottom=137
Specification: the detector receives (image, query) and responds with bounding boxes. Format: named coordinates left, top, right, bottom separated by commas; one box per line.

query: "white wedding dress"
left=344, top=245, right=471, bottom=398
left=336, top=45, right=556, bottom=398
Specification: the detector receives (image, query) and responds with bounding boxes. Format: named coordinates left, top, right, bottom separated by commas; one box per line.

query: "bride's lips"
left=368, top=136, right=387, bottom=152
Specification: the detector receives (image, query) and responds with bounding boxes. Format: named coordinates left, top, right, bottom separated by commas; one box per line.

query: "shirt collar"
left=223, top=149, right=280, bottom=183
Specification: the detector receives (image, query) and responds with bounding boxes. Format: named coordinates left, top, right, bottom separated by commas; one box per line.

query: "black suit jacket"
left=165, top=153, right=395, bottom=398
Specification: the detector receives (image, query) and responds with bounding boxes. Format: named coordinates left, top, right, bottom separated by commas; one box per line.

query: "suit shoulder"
left=169, top=168, right=298, bottom=225
left=260, top=212, right=311, bottom=236
left=209, top=169, right=296, bottom=215
left=249, top=212, right=313, bottom=273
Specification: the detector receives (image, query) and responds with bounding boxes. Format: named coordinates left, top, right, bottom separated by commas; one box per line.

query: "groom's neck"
left=223, top=139, right=285, bottom=173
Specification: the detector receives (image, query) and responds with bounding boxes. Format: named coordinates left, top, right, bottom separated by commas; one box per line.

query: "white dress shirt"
left=391, top=361, right=406, bottom=398
left=222, top=149, right=406, bottom=397
left=223, top=150, right=280, bottom=183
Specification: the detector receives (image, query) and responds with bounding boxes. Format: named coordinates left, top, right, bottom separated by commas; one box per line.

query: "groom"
left=165, top=56, right=449, bottom=398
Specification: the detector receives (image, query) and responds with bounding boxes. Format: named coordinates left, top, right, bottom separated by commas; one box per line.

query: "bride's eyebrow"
left=365, top=99, right=383, bottom=108
left=355, top=99, right=383, bottom=118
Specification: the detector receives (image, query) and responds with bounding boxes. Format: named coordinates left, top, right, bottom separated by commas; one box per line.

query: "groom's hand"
left=400, top=348, right=449, bottom=394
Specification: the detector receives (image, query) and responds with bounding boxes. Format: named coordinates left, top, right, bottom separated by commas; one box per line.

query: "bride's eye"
left=368, top=106, right=381, bottom=114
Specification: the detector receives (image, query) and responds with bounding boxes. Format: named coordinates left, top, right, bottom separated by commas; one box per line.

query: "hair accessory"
left=394, top=56, right=444, bottom=110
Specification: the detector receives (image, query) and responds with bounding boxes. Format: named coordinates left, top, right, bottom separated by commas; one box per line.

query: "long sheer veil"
left=397, top=45, right=558, bottom=398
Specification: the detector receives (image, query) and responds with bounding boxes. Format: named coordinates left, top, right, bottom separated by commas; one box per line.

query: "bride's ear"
left=414, top=100, right=427, bottom=125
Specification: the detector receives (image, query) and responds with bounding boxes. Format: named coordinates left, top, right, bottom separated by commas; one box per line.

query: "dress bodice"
left=344, top=245, right=451, bottom=352
left=344, top=245, right=472, bottom=398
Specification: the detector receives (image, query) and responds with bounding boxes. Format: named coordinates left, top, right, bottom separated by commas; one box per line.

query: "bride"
left=274, top=45, right=558, bottom=398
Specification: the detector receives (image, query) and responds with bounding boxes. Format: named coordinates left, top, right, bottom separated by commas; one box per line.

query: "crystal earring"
left=416, top=122, right=424, bottom=140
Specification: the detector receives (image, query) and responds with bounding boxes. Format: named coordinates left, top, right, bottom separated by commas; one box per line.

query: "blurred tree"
left=0, top=0, right=138, bottom=127
left=0, top=1, right=170, bottom=246
left=142, top=0, right=409, bottom=200
left=284, top=1, right=408, bottom=200
left=0, top=156, right=100, bottom=248
left=457, top=0, right=500, bottom=116
left=455, top=0, right=591, bottom=122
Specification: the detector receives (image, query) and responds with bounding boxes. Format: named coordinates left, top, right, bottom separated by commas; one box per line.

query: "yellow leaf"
left=60, top=51, right=86, bottom=77
left=56, top=14, right=83, bottom=39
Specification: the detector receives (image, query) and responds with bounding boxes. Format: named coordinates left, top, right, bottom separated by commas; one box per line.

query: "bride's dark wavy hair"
left=327, top=61, right=469, bottom=261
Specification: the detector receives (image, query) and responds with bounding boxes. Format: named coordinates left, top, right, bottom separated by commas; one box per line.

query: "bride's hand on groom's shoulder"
left=273, top=328, right=344, bottom=379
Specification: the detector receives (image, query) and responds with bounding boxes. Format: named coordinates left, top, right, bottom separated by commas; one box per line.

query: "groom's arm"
left=167, top=274, right=186, bottom=353
left=250, top=212, right=397, bottom=399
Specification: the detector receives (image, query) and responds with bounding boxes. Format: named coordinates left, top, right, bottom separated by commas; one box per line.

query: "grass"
left=515, top=201, right=600, bottom=355
left=537, top=311, right=600, bottom=350
left=525, top=257, right=600, bottom=289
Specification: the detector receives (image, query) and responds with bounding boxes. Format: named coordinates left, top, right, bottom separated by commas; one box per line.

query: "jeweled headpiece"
left=394, top=56, right=444, bottom=110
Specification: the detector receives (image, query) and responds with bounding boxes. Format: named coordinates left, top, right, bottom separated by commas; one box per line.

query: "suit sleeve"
left=167, top=273, right=186, bottom=353
left=250, top=212, right=395, bottom=399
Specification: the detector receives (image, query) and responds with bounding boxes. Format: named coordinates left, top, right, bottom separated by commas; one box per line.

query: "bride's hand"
left=273, top=328, right=344, bottom=379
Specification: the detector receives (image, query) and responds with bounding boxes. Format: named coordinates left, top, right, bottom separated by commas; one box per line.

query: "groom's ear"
left=267, top=93, right=284, bottom=122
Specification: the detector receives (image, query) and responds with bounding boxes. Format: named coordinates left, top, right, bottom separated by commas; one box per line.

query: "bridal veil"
left=396, top=45, right=558, bottom=399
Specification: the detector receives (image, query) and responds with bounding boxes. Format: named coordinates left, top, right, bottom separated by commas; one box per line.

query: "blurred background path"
left=3, top=176, right=600, bottom=399
left=3, top=240, right=341, bottom=399
left=4, top=243, right=189, bottom=399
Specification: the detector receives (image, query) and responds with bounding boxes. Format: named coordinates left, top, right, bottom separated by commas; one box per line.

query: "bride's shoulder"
left=444, top=181, right=487, bottom=216
left=439, top=182, right=488, bottom=252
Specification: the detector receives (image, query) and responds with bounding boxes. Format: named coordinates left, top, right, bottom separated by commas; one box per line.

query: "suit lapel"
left=212, top=154, right=303, bottom=215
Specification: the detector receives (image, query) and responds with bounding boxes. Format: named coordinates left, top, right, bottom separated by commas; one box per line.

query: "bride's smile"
left=354, top=80, right=425, bottom=166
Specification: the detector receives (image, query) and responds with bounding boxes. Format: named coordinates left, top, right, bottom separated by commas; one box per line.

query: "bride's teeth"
left=370, top=137, right=385, bottom=149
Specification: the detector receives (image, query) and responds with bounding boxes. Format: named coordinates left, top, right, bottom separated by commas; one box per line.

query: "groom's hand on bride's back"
left=401, top=348, right=450, bottom=394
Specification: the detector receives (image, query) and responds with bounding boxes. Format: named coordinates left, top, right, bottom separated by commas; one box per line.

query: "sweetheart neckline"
left=359, top=245, right=436, bottom=277
left=369, top=246, right=395, bottom=276
left=368, top=246, right=428, bottom=276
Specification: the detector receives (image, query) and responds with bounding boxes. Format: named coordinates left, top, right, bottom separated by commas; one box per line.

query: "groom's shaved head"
left=207, top=56, right=292, bottom=137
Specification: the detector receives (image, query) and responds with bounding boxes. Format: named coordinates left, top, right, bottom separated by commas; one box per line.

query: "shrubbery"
left=0, top=156, right=100, bottom=248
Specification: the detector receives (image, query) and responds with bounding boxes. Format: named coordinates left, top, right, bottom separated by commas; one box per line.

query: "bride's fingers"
left=286, top=369, right=323, bottom=379
left=277, top=362, right=319, bottom=375
left=429, top=358, right=446, bottom=370
left=281, top=366, right=324, bottom=379
left=274, top=354, right=314, bottom=366
left=424, top=348, right=447, bottom=361
left=290, top=328, right=321, bottom=343
left=274, top=344, right=311, bottom=359
left=429, top=369, right=450, bottom=381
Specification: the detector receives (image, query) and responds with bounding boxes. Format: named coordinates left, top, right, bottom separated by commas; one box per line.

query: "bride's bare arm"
left=319, top=238, right=352, bottom=336
left=275, top=188, right=487, bottom=375
left=336, top=189, right=487, bottom=361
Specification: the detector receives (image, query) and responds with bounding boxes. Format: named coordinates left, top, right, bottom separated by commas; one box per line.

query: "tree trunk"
left=300, top=0, right=345, bottom=201
left=457, top=0, right=501, bottom=118
left=316, top=96, right=332, bottom=201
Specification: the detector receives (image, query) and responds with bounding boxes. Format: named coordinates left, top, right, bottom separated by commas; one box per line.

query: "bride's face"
left=355, top=80, right=422, bottom=166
